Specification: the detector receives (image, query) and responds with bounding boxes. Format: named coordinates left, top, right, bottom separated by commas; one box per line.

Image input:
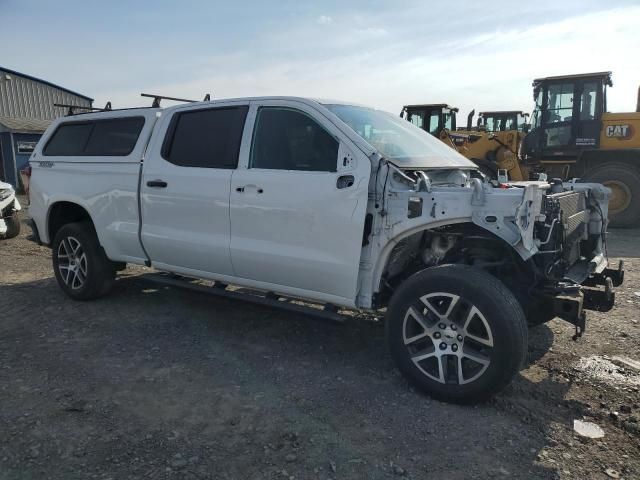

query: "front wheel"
left=386, top=265, right=528, bottom=404
left=52, top=222, right=116, bottom=300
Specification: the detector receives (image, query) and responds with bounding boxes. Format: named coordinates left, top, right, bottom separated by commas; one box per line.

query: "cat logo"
left=605, top=124, right=634, bottom=139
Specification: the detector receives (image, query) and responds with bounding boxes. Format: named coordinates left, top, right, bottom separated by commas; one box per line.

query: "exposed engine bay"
left=361, top=162, right=622, bottom=337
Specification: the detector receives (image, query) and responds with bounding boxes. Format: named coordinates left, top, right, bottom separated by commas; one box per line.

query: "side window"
left=43, top=123, right=93, bottom=156
left=85, top=117, right=145, bottom=155
left=43, top=117, right=145, bottom=156
left=579, top=82, right=598, bottom=120
left=408, top=111, right=424, bottom=128
left=427, top=112, right=439, bottom=135
left=162, top=106, right=249, bottom=168
left=250, top=107, right=338, bottom=172
left=546, top=83, right=574, bottom=123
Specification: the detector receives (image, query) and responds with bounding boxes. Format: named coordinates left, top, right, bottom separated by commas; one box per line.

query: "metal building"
left=0, top=66, right=93, bottom=189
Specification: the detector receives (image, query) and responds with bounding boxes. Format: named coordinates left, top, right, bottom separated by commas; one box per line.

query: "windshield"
left=324, top=104, right=475, bottom=169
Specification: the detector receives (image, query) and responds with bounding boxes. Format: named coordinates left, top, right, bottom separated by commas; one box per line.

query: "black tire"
left=2, top=212, right=20, bottom=239
left=386, top=265, right=527, bottom=404
left=581, top=163, right=640, bottom=228
left=52, top=222, right=116, bottom=300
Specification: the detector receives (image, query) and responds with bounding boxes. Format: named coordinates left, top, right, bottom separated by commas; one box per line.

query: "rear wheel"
left=52, top=222, right=116, bottom=300
left=386, top=265, right=527, bottom=404
left=582, top=163, right=640, bottom=228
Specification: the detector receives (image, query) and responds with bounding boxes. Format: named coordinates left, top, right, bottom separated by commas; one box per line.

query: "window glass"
left=325, top=103, right=475, bottom=169
left=408, top=111, right=424, bottom=129
left=43, top=123, right=93, bottom=156
left=43, top=118, right=145, bottom=156
left=250, top=108, right=338, bottom=172
left=427, top=112, right=439, bottom=135
left=443, top=112, right=453, bottom=131
left=163, top=106, right=248, bottom=168
left=484, top=117, right=496, bottom=132
left=503, top=116, right=516, bottom=131
left=532, top=90, right=543, bottom=129
left=579, top=82, right=597, bottom=120
left=85, top=118, right=145, bottom=155
left=546, top=83, right=574, bottom=123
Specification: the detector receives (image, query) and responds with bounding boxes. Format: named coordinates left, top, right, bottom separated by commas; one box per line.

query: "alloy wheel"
left=57, top=236, right=88, bottom=290
left=402, top=292, right=494, bottom=385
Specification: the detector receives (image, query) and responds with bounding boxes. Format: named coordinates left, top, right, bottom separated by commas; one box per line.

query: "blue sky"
left=1, top=0, right=639, bottom=119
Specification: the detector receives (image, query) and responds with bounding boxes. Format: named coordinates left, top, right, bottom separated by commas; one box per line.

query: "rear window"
left=43, top=117, right=145, bottom=156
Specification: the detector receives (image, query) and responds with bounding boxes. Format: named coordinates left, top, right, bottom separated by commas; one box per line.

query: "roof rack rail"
left=54, top=102, right=112, bottom=116
left=141, top=92, right=212, bottom=107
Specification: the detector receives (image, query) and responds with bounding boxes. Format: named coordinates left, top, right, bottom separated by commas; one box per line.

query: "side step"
left=140, top=272, right=346, bottom=324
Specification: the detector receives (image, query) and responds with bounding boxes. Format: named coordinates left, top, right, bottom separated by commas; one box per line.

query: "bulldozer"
left=401, top=104, right=529, bottom=181
left=521, top=71, right=640, bottom=227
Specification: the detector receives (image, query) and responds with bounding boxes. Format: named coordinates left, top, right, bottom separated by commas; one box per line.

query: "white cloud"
left=317, top=15, right=333, bottom=25
left=91, top=4, right=639, bottom=122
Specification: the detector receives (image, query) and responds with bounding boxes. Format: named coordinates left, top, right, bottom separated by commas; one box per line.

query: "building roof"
left=0, top=66, right=94, bottom=102
left=0, top=116, right=52, bottom=133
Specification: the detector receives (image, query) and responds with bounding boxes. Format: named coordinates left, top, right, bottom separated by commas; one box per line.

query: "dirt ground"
left=1, top=201, right=639, bottom=480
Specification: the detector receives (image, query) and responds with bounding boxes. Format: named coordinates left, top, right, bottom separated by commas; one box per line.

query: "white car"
left=26, top=96, right=623, bottom=403
left=0, top=181, right=21, bottom=239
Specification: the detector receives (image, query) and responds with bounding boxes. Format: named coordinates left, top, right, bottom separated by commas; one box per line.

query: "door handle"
left=236, top=185, right=264, bottom=194
left=147, top=180, right=168, bottom=188
left=337, top=175, right=355, bottom=189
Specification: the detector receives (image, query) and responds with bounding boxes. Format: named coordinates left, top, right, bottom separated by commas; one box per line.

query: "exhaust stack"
left=637, top=85, right=640, bottom=112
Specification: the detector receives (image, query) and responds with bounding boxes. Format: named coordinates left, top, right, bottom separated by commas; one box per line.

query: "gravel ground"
left=1, top=202, right=639, bottom=480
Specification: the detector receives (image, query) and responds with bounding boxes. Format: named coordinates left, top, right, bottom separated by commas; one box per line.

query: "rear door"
left=140, top=102, right=248, bottom=276
left=229, top=100, right=370, bottom=304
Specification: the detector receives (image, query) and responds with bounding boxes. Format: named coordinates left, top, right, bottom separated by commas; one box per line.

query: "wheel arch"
left=46, top=199, right=97, bottom=245
left=370, top=220, right=530, bottom=306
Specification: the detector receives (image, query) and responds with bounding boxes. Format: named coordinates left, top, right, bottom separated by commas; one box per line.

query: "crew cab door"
left=229, top=101, right=370, bottom=304
left=140, top=102, right=248, bottom=275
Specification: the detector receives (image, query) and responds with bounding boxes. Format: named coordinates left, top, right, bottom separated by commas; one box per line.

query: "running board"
left=139, top=272, right=346, bottom=324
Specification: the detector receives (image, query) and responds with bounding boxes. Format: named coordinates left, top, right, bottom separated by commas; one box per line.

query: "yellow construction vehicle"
left=401, top=105, right=529, bottom=180
left=521, top=71, right=640, bottom=227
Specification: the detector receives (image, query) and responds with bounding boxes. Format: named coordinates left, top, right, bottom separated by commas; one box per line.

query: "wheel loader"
left=521, top=71, right=640, bottom=227
left=401, top=105, right=529, bottom=181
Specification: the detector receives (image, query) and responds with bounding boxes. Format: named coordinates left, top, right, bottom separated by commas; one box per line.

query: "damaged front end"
left=367, top=162, right=622, bottom=337
left=528, top=179, right=622, bottom=338
left=0, top=182, right=21, bottom=239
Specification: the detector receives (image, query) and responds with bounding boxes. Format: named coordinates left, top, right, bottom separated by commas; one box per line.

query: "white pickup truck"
left=27, top=96, right=623, bottom=403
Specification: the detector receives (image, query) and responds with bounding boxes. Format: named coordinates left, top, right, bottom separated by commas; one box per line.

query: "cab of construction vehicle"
left=477, top=111, right=529, bottom=133
left=400, top=104, right=458, bottom=137
left=523, top=72, right=611, bottom=160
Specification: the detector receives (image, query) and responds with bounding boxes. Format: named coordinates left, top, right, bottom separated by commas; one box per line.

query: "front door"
left=542, top=81, right=575, bottom=155
left=140, top=103, right=248, bottom=276
left=229, top=102, right=370, bottom=304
